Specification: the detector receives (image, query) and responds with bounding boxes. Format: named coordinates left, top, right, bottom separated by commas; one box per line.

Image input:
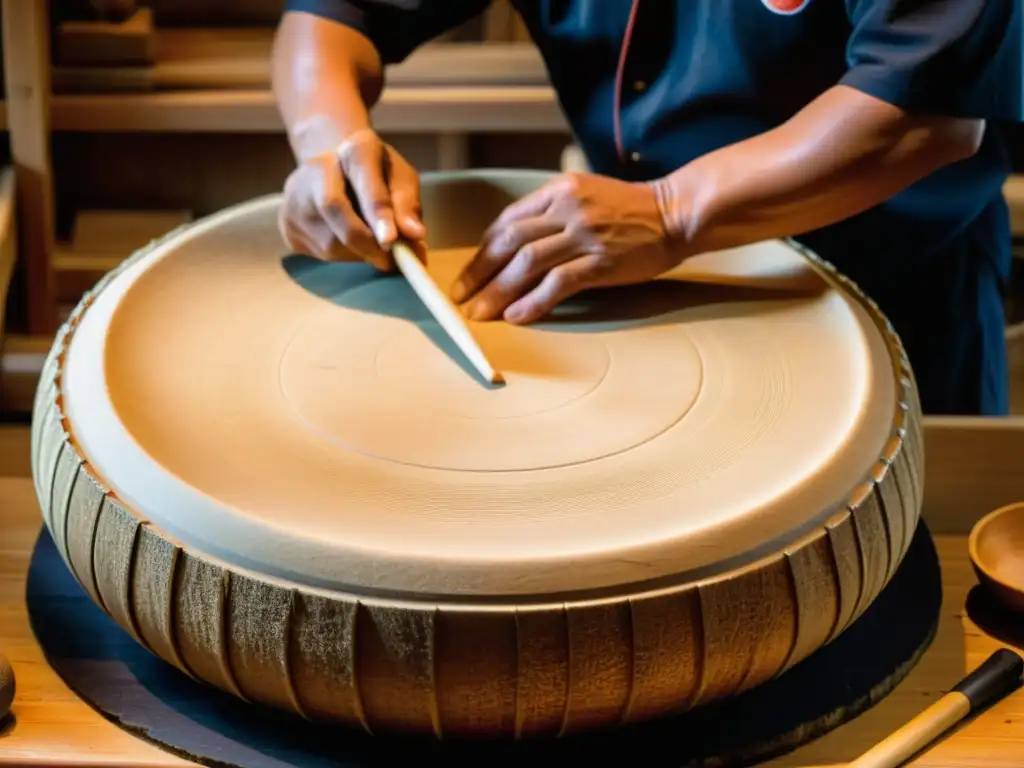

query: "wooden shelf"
left=50, top=85, right=566, bottom=133
left=52, top=39, right=550, bottom=92
left=48, top=43, right=565, bottom=134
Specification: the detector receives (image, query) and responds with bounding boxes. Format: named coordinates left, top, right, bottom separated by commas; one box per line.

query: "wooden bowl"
left=969, top=503, right=1024, bottom=612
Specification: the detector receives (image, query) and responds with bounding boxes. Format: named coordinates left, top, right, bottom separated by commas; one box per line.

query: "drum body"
left=31, top=169, right=923, bottom=738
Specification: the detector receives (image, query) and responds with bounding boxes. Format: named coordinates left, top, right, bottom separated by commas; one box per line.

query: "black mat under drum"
left=27, top=523, right=943, bottom=768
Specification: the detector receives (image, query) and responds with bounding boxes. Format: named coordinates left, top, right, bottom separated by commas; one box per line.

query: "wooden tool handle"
left=950, top=647, right=1024, bottom=711
left=391, top=241, right=504, bottom=385
left=847, top=648, right=1023, bottom=768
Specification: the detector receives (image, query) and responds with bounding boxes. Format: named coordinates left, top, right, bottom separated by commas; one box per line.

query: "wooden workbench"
left=2, top=420, right=1024, bottom=767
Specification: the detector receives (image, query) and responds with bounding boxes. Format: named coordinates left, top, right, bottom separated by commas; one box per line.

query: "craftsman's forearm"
left=653, top=85, right=985, bottom=255
left=272, top=11, right=385, bottom=161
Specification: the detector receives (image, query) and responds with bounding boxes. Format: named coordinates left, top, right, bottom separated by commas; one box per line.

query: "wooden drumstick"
left=391, top=240, right=504, bottom=385
left=841, top=648, right=1023, bottom=768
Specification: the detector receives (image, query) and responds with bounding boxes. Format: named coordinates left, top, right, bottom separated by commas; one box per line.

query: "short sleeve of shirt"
left=283, top=0, right=493, bottom=64
left=840, top=0, right=1023, bottom=122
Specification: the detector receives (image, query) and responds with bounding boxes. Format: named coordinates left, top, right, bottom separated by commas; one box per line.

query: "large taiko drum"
left=31, top=169, right=923, bottom=739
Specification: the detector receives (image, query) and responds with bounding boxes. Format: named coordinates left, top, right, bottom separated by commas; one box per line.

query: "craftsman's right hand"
left=278, top=129, right=426, bottom=271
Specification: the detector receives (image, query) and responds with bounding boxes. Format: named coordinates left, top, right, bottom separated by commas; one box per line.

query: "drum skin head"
left=31, top=169, right=924, bottom=738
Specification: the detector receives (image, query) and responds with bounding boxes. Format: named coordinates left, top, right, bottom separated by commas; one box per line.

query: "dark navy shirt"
left=284, top=0, right=1023, bottom=415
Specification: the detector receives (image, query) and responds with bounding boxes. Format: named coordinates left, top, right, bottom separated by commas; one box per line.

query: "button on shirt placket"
left=627, top=78, right=646, bottom=166
left=620, top=72, right=648, bottom=171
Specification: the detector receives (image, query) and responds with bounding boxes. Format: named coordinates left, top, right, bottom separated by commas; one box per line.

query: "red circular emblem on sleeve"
left=761, top=0, right=811, bottom=13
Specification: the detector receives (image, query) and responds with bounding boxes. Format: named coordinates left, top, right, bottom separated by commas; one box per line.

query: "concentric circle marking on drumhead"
left=57, top=195, right=898, bottom=600
left=279, top=297, right=703, bottom=471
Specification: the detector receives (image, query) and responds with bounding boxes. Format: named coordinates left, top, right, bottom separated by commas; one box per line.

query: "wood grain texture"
left=0, top=167, right=18, bottom=408
left=1, top=0, right=57, bottom=335
left=22, top=223, right=925, bottom=738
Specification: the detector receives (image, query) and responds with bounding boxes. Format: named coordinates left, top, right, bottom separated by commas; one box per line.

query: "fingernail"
left=450, top=278, right=467, bottom=303
left=405, top=215, right=426, bottom=236
left=504, top=303, right=527, bottom=323
left=374, top=219, right=395, bottom=246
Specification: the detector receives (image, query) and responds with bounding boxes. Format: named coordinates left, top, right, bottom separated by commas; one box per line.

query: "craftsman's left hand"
left=450, top=172, right=679, bottom=323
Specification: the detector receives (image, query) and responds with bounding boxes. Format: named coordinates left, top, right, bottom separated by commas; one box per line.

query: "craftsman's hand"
left=278, top=128, right=425, bottom=271
left=450, top=172, right=678, bottom=323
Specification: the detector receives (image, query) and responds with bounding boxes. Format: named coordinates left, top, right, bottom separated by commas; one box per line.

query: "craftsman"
left=272, top=0, right=1022, bottom=417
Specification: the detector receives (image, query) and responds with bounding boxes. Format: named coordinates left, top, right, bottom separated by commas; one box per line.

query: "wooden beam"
left=56, top=7, right=156, bottom=66
left=50, top=86, right=567, bottom=134
left=0, top=167, right=16, bottom=318
left=2, top=0, right=57, bottom=335
left=0, top=167, right=17, bottom=405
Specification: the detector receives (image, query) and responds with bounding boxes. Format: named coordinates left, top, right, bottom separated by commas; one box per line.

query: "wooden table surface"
left=1, top=427, right=1023, bottom=767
